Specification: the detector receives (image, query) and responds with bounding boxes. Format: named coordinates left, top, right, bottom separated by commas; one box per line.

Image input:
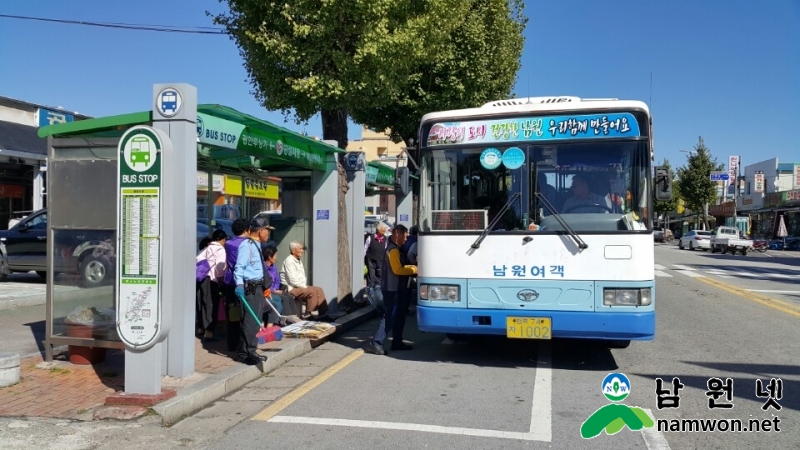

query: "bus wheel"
left=607, top=340, right=631, bottom=349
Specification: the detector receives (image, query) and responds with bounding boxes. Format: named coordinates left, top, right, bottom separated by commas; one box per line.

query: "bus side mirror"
left=654, top=167, right=673, bottom=201
left=395, top=166, right=410, bottom=197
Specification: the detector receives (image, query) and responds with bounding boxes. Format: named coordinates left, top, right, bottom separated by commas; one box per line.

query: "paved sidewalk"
left=0, top=336, right=270, bottom=419
left=0, top=303, right=376, bottom=425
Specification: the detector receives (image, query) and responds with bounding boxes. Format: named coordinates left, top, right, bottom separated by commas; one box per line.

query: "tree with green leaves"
left=213, top=0, right=526, bottom=304
left=676, top=137, right=724, bottom=230
left=350, top=0, right=527, bottom=143
left=653, top=158, right=681, bottom=229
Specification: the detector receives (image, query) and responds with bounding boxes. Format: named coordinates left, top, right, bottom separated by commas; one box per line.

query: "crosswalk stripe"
left=654, top=264, right=667, bottom=270
left=681, top=271, right=705, bottom=278
left=672, top=264, right=695, bottom=271
left=655, top=270, right=673, bottom=278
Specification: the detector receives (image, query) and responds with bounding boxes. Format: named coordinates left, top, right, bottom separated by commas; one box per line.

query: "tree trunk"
left=321, top=109, right=353, bottom=309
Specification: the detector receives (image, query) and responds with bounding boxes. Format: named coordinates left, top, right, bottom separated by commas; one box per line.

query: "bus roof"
left=420, top=96, right=650, bottom=124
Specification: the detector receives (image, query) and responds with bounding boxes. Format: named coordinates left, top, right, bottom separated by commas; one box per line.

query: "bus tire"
left=607, top=340, right=631, bottom=349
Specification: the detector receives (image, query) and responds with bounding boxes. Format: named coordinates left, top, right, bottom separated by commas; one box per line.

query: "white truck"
left=710, top=226, right=753, bottom=255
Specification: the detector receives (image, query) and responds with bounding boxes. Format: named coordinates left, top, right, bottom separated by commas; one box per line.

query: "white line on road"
left=748, top=289, right=800, bottom=294
left=679, top=271, right=705, bottom=278
left=269, top=416, right=543, bottom=441
left=268, top=349, right=553, bottom=442
left=655, top=270, right=673, bottom=278
left=529, top=348, right=552, bottom=441
left=671, top=264, right=695, bottom=271
left=641, top=409, right=672, bottom=450
left=654, top=264, right=667, bottom=270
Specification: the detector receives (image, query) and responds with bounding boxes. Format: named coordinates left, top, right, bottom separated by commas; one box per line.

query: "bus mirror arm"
left=535, top=192, right=588, bottom=250
left=467, top=192, right=521, bottom=255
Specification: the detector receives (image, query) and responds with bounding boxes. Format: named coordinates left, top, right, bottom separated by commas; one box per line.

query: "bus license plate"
left=506, top=317, right=551, bottom=340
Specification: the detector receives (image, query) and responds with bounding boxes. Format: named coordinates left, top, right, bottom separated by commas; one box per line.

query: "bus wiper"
left=467, top=192, right=521, bottom=255
left=536, top=192, right=588, bottom=250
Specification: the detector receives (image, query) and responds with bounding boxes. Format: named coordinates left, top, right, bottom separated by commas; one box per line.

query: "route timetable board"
left=116, top=126, right=165, bottom=349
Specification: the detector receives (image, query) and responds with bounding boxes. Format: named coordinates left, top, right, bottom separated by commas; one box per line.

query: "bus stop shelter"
left=37, top=102, right=345, bottom=365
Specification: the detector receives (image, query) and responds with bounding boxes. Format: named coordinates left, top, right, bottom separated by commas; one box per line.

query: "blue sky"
left=1, top=0, right=798, bottom=169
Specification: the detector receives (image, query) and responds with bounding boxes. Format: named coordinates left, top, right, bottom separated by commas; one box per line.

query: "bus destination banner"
left=425, top=112, right=641, bottom=147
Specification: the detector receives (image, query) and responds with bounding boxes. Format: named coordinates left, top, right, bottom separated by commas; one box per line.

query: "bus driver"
left=562, top=173, right=612, bottom=214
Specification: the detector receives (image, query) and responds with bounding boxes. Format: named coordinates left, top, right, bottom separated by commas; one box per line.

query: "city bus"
left=414, top=96, right=672, bottom=348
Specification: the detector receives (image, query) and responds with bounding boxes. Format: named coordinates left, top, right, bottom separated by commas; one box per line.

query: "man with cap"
left=233, top=217, right=275, bottom=365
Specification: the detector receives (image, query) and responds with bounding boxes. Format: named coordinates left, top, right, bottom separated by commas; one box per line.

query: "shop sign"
left=115, top=125, right=168, bottom=351
left=740, top=195, right=754, bottom=207
left=424, top=112, right=641, bottom=148
left=196, top=172, right=224, bottom=192
left=244, top=178, right=279, bottom=200
left=224, top=175, right=242, bottom=196
left=0, top=184, right=25, bottom=199
left=728, top=156, right=739, bottom=187
left=785, top=189, right=800, bottom=204
left=366, top=163, right=395, bottom=187
left=754, top=171, right=765, bottom=193
left=36, top=108, right=74, bottom=127
left=709, top=201, right=735, bottom=217
left=795, top=164, right=800, bottom=189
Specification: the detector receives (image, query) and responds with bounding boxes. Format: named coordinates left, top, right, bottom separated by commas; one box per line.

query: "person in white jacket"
left=196, top=229, right=227, bottom=341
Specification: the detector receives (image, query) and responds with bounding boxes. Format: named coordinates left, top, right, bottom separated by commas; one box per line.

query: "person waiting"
left=280, top=241, right=329, bottom=318
left=262, top=243, right=301, bottom=326
left=195, top=229, right=227, bottom=342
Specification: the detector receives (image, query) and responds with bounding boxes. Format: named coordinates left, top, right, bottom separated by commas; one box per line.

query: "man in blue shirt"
left=233, top=217, right=274, bottom=365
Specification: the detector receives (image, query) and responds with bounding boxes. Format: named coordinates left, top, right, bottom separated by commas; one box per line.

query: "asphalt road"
left=1, top=245, right=799, bottom=450
left=198, top=244, right=799, bottom=450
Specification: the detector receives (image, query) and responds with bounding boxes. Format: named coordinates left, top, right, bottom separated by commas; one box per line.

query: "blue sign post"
left=710, top=171, right=730, bottom=182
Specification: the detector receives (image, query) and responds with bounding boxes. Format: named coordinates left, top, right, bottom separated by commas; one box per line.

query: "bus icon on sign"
left=156, top=88, right=182, bottom=117
left=130, top=137, right=152, bottom=167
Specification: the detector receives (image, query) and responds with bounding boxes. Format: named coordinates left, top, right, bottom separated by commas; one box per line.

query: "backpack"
left=196, top=259, right=212, bottom=282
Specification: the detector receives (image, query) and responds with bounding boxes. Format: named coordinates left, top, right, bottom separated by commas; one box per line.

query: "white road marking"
left=680, top=271, right=705, bottom=278
left=654, top=264, right=667, bottom=270
left=641, top=409, right=672, bottom=450
left=655, top=271, right=673, bottom=278
left=748, top=289, right=800, bottom=294
left=671, top=264, right=695, bottom=271
left=268, top=349, right=553, bottom=442
left=269, top=416, right=543, bottom=441
left=529, top=349, right=552, bottom=441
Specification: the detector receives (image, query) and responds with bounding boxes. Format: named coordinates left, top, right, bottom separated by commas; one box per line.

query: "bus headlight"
left=603, top=288, right=652, bottom=306
left=420, top=284, right=460, bottom=301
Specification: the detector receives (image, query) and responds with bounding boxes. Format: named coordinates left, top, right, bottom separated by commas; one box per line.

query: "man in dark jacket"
left=363, top=224, right=417, bottom=355
left=363, top=222, right=388, bottom=306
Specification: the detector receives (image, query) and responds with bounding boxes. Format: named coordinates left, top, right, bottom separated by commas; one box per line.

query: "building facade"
left=346, top=126, right=408, bottom=218
left=0, top=96, right=91, bottom=229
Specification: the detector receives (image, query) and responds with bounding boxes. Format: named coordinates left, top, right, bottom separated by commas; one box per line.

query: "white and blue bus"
left=414, top=96, right=672, bottom=348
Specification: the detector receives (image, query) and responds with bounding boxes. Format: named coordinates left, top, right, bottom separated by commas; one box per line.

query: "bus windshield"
left=421, top=140, right=651, bottom=233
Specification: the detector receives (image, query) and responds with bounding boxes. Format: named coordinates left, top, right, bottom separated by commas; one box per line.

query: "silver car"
left=679, top=230, right=711, bottom=250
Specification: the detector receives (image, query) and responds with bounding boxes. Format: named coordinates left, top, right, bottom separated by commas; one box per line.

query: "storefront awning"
left=37, top=105, right=344, bottom=172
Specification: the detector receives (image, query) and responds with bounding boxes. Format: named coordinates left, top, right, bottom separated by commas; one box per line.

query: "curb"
left=153, top=338, right=312, bottom=426
left=332, top=304, right=378, bottom=336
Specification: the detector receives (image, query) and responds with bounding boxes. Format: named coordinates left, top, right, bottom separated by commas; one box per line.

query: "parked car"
left=768, top=237, right=800, bottom=251
left=654, top=228, right=673, bottom=243
left=0, top=209, right=115, bottom=286
left=678, top=230, right=711, bottom=250
left=710, top=226, right=753, bottom=255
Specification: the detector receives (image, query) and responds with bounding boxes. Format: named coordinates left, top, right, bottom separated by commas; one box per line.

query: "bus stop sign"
left=115, top=125, right=171, bottom=351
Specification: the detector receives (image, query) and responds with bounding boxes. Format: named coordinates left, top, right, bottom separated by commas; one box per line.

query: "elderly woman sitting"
left=279, top=241, right=329, bottom=318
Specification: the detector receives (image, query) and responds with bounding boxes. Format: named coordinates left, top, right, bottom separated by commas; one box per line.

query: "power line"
left=0, top=13, right=225, bottom=34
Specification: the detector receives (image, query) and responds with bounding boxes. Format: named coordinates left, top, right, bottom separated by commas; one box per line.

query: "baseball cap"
left=250, top=217, right=275, bottom=231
